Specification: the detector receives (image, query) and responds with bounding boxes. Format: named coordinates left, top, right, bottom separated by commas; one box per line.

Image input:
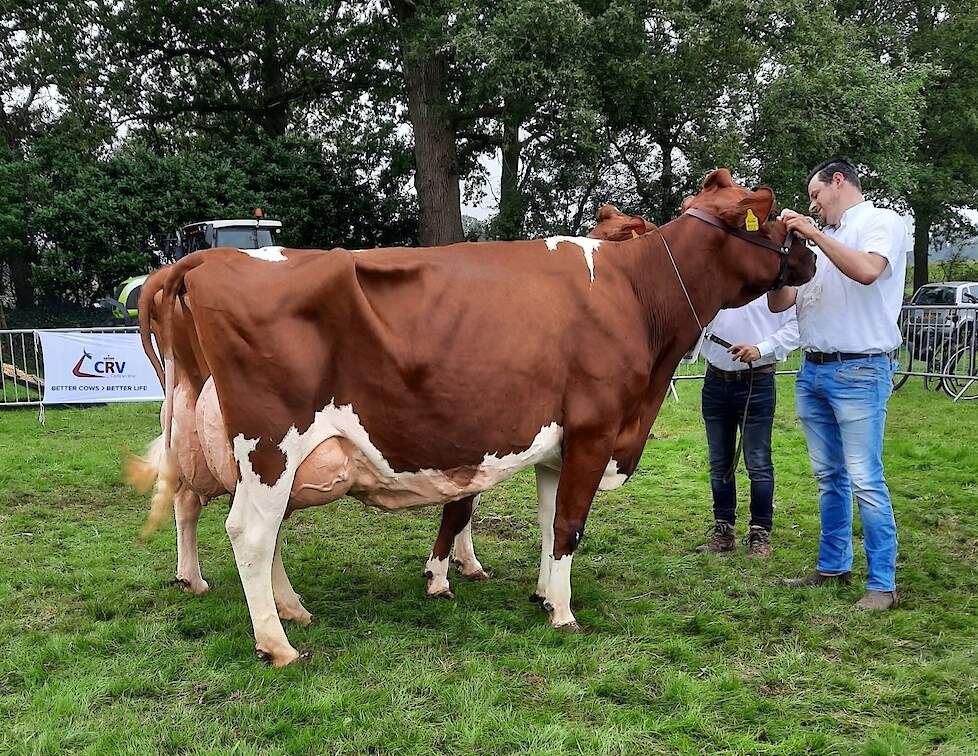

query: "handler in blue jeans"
left=696, top=297, right=800, bottom=558
left=770, top=157, right=908, bottom=611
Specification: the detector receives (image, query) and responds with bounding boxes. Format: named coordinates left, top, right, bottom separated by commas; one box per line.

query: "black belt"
left=706, top=363, right=776, bottom=381
left=804, top=351, right=877, bottom=364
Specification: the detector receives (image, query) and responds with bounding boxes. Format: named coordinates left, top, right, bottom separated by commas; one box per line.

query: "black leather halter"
left=684, top=208, right=796, bottom=291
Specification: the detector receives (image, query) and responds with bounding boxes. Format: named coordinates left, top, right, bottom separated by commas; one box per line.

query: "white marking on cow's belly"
left=544, top=236, right=603, bottom=284
left=598, top=459, right=628, bottom=491
left=231, top=401, right=564, bottom=511
left=240, top=246, right=287, bottom=262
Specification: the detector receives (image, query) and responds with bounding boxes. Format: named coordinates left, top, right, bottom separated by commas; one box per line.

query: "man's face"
left=807, top=173, right=843, bottom=226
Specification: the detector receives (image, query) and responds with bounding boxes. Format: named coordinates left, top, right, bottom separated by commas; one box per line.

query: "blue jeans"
left=795, top=355, right=898, bottom=591
left=701, top=371, right=776, bottom=531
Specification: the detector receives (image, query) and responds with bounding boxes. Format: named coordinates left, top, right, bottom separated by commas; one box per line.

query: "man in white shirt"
left=696, top=298, right=800, bottom=558
left=769, top=157, right=908, bottom=611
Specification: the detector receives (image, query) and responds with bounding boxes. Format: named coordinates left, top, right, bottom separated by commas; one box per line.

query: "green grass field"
left=1, top=380, right=976, bottom=755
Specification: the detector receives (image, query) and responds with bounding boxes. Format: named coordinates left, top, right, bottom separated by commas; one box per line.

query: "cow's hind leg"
left=225, top=438, right=299, bottom=667
left=425, top=495, right=476, bottom=599
left=272, top=531, right=312, bottom=626
left=451, top=494, right=490, bottom=581
left=174, top=485, right=209, bottom=594
left=530, top=465, right=559, bottom=607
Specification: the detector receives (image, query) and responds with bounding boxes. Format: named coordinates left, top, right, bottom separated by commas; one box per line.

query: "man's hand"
left=729, top=344, right=761, bottom=363
left=780, top=209, right=821, bottom=241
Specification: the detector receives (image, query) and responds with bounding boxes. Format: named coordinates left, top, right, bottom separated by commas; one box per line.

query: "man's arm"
left=730, top=310, right=801, bottom=364
left=782, top=211, right=887, bottom=285
left=755, top=311, right=800, bottom=361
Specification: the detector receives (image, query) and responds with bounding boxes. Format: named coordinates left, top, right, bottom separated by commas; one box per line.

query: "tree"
left=388, top=0, right=466, bottom=246
left=901, top=1, right=978, bottom=291
left=104, top=0, right=377, bottom=141
left=1, top=0, right=104, bottom=306
left=452, top=0, right=602, bottom=239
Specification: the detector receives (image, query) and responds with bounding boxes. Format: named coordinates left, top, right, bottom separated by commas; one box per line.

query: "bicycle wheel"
left=941, top=345, right=978, bottom=400
left=892, top=349, right=911, bottom=390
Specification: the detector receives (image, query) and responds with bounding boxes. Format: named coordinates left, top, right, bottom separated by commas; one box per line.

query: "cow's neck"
left=644, top=215, right=775, bottom=319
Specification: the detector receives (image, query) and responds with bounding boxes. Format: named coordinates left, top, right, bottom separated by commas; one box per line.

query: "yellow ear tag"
left=745, top=209, right=759, bottom=232
left=631, top=230, right=639, bottom=239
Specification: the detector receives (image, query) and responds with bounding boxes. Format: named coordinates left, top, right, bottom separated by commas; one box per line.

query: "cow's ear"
left=644, top=220, right=658, bottom=234
left=595, top=204, right=620, bottom=221
left=623, top=215, right=650, bottom=238
left=702, top=169, right=735, bottom=190
left=719, top=187, right=775, bottom=230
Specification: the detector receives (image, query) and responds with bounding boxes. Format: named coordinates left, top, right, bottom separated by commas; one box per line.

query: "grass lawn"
left=1, top=379, right=976, bottom=755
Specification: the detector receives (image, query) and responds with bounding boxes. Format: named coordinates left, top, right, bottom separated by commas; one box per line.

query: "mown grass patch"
left=1, top=379, right=976, bottom=754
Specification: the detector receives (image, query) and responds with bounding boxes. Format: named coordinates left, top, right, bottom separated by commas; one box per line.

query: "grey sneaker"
left=695, top=520, right=736, bottom=554
left=781, top=571, right=852, bottom=588
left=855, top=590, right=898, bottom=611
left=744, top=525, right=772, bottom=559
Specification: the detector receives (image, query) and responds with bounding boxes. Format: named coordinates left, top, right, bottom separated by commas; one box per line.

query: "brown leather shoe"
left=695, top=520, right=735, bottom=554
left=855, top=590, right=898, bottom=611
left=744, top=525, right=772, bottom=559
left=781, top=570, right=851, bottom=588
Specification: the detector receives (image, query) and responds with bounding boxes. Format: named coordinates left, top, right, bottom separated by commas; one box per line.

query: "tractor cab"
left=164, top=212, right=283, bottom=261
left=103, top=211, right=282, bottom=323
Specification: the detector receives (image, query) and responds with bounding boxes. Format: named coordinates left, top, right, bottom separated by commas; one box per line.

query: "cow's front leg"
left=452, top=494, right=489, bottom=580
left=225, top=438, right=299, bottom=667
left=174, top=486, right=209, bottom=595
left=272, top=530, right=312, bottom=626
left=425, top=494, right=477, bottom=598
left=543, top=437, right=610, bottom=632
left=530, top=464, right=560, bottom=606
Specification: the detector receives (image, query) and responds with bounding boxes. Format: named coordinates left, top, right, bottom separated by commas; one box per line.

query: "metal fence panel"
left=2, top=310, right=976, bottom=406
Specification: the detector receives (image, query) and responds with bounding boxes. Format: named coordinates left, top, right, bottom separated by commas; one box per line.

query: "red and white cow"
left=126, top=204, right=651, bottom=600
left=142, top=170, right=814, bottom=665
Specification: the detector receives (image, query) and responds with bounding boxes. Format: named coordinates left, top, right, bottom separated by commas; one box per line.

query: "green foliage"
left=17, top=132, right=417, bottom=305
left=753, top=48, right=924, bottom=209
left=1, top=381, right=977, bottom=752
left=3, top=0, right=976, bottom=307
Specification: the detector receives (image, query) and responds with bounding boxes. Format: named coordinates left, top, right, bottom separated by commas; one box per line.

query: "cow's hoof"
left=463, top=568, right=491, bottom=581
left=529, top=592, right=546, bottom=605
left=173, top=576, right=210, bottom=595
left=555, top=621, right=582, bottom=634
left=427, top=588, right=454, bottom=600
left=186, top=580, right=210, bottom=595
left=255, top=645, right=301, bottom=668
left=277, top=605, right=313, bottom=627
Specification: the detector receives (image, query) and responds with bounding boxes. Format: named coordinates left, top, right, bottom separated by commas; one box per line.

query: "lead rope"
left=657, top=231, right=704, bottom=332
left=655, top=230, right=752, bottom=482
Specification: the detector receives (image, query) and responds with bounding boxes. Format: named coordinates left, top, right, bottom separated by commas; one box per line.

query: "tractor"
left=101, top=211, right=282, bottom=324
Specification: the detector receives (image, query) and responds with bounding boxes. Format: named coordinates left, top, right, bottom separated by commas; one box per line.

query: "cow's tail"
left=125, top=433, right=164, bottom=493
left=137, top=269, right=166, bottom=390
left=159, top=255, right=204, bottom=458
left=124, top=432, right=178, bottom=538
left=132, top=257, right=203, bottom=538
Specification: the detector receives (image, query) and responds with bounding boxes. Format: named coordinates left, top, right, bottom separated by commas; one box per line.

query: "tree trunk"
left=911, top=203, right=931, bottom=293
left=659, top=140, right=675, bottom=225
left=495, top=110, right=524, bottom=240
left=392, top=2, right=463, bottom=247
left=8, top=250, right=35, bottom=308
left=258, top=0, right=289, bottom=137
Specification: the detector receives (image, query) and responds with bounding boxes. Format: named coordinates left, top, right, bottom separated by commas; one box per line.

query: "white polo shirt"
left=794, top=201, right=909, bottom=353
left=702, top=296, right=800, bottom=371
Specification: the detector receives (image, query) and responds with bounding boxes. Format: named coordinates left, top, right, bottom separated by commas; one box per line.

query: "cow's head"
left=685, top=169, right=816, bottom=293
left=587, top=205, right=657, bottom=241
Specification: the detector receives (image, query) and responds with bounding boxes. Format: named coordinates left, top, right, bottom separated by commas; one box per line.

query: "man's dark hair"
left=808, top=156, right=861, bottom=190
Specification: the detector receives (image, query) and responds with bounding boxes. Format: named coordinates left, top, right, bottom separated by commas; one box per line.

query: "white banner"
left=37, top=331, right=164, bottom=404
